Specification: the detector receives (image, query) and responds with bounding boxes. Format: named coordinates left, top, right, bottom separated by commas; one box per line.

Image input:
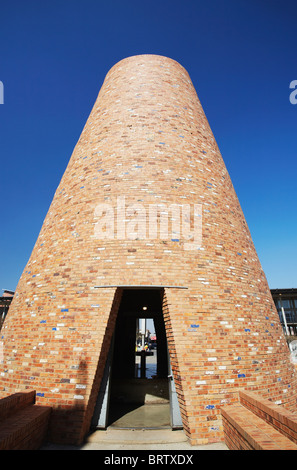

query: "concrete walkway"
left=41, top=428, right=228, bottom=450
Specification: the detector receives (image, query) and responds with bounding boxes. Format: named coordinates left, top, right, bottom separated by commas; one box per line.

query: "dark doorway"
left=108, top=288, right=170, bottom=429
left=91, top=287, right=183, bottom=431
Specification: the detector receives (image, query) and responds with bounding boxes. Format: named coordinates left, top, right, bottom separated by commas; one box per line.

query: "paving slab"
left=41, top=428, right=228, bottom=450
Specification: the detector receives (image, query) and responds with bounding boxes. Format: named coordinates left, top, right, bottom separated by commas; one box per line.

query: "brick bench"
left=221, top=390, right=297, bottom=450
left=0, top=390, right=51, bottom=450
left=239, top=390, right=297, bottom=444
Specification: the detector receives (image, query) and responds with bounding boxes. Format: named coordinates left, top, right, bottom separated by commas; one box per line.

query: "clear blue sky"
left=0, top=0, right=296, bottom=291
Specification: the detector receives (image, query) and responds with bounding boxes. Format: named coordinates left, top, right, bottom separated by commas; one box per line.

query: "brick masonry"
left=0, top=390, right=51, bottom=450
left=221, top=390, right=297, bottom=450
left=1, top=55, right=297, bottom=445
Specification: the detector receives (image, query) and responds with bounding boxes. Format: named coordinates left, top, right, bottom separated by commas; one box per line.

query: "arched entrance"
left=91, top=288, right=182, bottom=430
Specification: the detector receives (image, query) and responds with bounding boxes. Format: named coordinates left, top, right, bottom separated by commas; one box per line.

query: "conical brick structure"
left=1, top=55, right=296, bottom=446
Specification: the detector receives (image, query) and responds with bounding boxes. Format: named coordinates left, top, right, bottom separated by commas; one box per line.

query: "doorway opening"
left=91, top=288, right=183, bottom=430
left=109, top=288, right=170, bottom=429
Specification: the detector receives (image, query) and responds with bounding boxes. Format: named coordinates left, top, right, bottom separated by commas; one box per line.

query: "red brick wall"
left=239, top=390, right=297, bottom=444
left=1, top=55, right=297, bottom=445
left=0, top=390, right=51, bottom=450
left=0, top=390, right=36, bottom=421
left=222, top=390, right=297, bottom=450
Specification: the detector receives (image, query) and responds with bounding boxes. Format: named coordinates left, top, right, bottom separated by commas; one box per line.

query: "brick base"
left=0, top=390, right=51, bottom=450
left=221, top=390, right=297, bottom=450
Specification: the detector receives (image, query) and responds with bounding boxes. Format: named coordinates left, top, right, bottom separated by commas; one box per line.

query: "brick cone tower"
left=1, top=55, right=296, bottom=446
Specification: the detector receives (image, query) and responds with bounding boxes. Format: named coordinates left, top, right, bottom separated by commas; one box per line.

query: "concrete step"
left=41, top=427, right=228, bottom=450
left=86, top=428, right=188, bottom=445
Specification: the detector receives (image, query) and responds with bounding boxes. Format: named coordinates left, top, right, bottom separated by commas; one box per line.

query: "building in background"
left=0, top=290, right=14, bottom=330
left=271, top=288, right=297, bottom=336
